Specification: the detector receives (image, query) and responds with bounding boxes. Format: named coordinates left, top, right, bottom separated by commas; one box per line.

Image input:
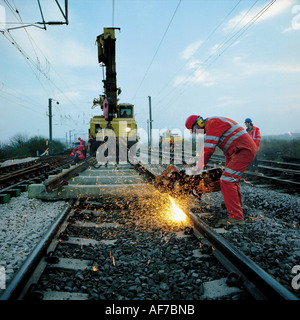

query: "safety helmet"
left=185, top=115, right=200, bottom=130
left=78, top=137, right=81, bottom=140
left=244, top=118, right=252, bottom=123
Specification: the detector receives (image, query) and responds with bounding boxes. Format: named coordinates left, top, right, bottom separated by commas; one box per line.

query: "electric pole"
left=48, top=98, right=53, bottom=156
left=48, top=98, right=59, bottom=156
left=148, top=96, right=153, bottom=149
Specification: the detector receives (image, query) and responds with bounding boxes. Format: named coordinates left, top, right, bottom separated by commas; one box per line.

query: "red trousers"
left=220, top=147, right=256, bottom=220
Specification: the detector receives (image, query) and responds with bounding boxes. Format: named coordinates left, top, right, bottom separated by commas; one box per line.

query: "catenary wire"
left=132, top=0, right=182, bottom=101
left=153, top=0, right=244, bottom=103
left=154, top=0, right=277, bottom=117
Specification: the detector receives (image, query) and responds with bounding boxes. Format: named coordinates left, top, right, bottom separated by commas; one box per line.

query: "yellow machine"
left=89, top=28, right=138, bottom=158
left=159, top=130, right=183, bottom=152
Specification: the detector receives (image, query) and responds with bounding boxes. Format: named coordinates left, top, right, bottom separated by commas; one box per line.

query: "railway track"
left=208, top=154, right=300, bottom=192
left=0, top=155, right=298, bottom=301
left=139, top=148, right=300, bottom=193
left=0, top=155, right=72, bottom=203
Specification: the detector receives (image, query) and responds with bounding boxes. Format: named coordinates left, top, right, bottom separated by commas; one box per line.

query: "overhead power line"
left=155, top=0, right=277, bottom=114
left=2, top=0, right=68, bottom=31
left=132, top=0, right=182, bottom=100
left=154, top=0, right=244, bottom=103
left=0, top=0, right=85, bottom=118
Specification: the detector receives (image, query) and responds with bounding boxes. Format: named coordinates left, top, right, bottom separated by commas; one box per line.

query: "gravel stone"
left=0, top=159, right=299, bottom=299
left=0, top=192, right=65, bottom=284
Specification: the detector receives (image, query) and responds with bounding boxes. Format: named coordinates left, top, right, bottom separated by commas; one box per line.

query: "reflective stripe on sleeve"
left=205, top=135, right=220, bottom=142
left=204, top=143, right=217, bottom=149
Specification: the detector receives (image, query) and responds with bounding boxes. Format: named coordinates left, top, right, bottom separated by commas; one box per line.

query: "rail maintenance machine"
left=89, top=27, right=138, bottom=161
left=90, top=28, right=223, bottom=199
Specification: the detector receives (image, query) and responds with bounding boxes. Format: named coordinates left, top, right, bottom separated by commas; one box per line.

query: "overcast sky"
left=0, top=0, right=300, bottom=144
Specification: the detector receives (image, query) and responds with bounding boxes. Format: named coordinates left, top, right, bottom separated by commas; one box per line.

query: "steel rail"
left=139, top=148, right=300, bottom=190
left=44, top=157, right=95, bottom=192
left=138, top=160, right=298, bottom=300
left=186, top=210, right=298, bottom=300
left=0, top=159, right=40, bottom=175
left=0, top=163, right=50, bottom=185
left=0, top=199, right=75, bottom=300
left=1, top=159, right=297, bottom=300
left=0, top=156, right=72, bottom=188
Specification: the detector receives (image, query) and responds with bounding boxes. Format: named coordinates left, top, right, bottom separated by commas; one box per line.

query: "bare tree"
left=9, top=133, right=29, bottom=148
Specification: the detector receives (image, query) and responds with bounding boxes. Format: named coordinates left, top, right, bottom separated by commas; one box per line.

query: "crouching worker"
left=185, top=115, right=257, bottom=227
left=70, top=147, right=85, bottom=164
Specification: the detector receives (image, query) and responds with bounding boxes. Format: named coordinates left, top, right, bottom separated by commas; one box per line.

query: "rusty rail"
left=44, top=157, right=96, bottom=192
left=138, top=161, right=298, bottom=300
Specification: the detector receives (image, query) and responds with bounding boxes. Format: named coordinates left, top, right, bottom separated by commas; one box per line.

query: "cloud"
left=55, top=90, right=80, bottom=103
left=58, top=39, right=96, bottom=68
left=10, top=27, right=96, bottom=69
left=210, top=44, right=222, bottom=56
left=174, top=66, right=215, bottom=87
left=233, top=56, right=243, bottom=63
left=215, top=96, right=247, bottom=108
left=180, top=40, right=203, bottom=60
left=176, top=41, right=215, bottom=87
left=224, top=0, right=295, bottom=32
left=234, top=59, right=300, bottom=75
left=282, top=3, right=300, bottom=33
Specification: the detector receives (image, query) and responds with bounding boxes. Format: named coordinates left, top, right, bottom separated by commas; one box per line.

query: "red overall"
left=70, top=150, right=84, bottom=160
left=78, top=139, right=86, bottom=151
left=197, top=117, right=257, bottom=221
left=249, top=125, right=261, bottom=150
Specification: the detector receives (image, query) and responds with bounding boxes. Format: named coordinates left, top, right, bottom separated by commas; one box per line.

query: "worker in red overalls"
left=70, top=147, right=84, bottom=164
left=78, top=137, right=87, bottom=158
left=245, top=118, right=261, bottom=171
left=185, top=115, right=257, bottom=227
left=244, top=118, right=261, bottom=149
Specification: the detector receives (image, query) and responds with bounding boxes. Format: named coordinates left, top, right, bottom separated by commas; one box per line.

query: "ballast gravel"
left=200, top=184, right=300, bottom=297
left=0, top=193, right=65, bottom=284
left=0, top=176, right=299, bottom=298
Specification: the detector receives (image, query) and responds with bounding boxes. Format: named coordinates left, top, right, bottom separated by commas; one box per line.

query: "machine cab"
left=118, top=103, right=133, bottom=118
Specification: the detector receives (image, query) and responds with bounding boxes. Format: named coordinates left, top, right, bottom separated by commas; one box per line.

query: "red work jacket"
left=70, top=150, right=84, bottom=159
left=197, top=116, right=257, bottom=169
left=78, top=139, right=86, bottom=151
left=248, top=126, right=261, bottom=150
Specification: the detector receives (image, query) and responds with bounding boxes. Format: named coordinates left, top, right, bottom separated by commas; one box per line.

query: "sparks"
left=243, top=178, right=253, bottom=186
left=249, top=216, right=257, bottom=221
left=168, top=196, right=187, bottom=222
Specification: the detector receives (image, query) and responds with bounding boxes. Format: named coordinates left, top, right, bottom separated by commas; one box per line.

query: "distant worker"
left=245, top=118, right=261, bottom=171
left=78, top=137, right=87, bottom=158
left=185, top=115, right=257, bottom=227
left=70, top=147, right=84, bottom=164
left=244, top=118, right=261, bottom=149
